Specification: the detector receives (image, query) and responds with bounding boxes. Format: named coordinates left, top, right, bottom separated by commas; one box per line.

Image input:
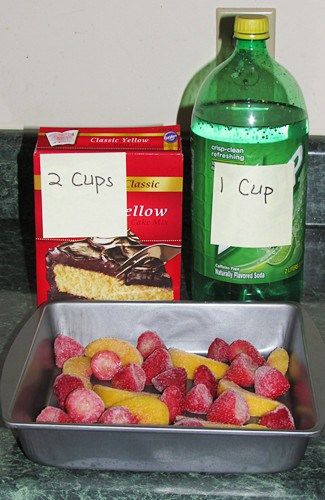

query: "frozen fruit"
left=207, top=338, right=230, bottom=363
left=254, top=365, right=290, bottom=399
left=177, top=417, right=264, bottom=430
left=259, top=405, right=295, bottom=430
left=54, top=334, right=84, bottom=368
left=112, top=395, right=169, bottom=425
left=293, top=402, right=314, bottom=430
left=152, top=367, right=187, bottom=394
left=218, top=379, right=280, bottom=417
left=98, top=406, right=139, bottom=424
left=287, top=352, right=301, bottom=381
left=65, top=388, right=105, bottom=423
left=111, top=363, right=146, bottom=392
left=85, top=337, right=143, bottom=366
left=136, top=331, right=165, bottom=359
left=36, top=406, right=71, bottom=423
left=160, top=386, right=184, bottom=423
left=194, top=365, right=217, bottom=398
left=62, top=355, right=92, bottom=379
left=91, top=350, right=122, bottom=381
left=142, top=347, right=173, bottom=385
left=169, top=348, right=228, bottom=380
left=292, top=377, right=313, bottom=408
left=93, top=384, right=158, bottom=407
left=203, top=421, right=267, bottom=430
left=53, top=373, right=88, bottom=409
left=174, top=417, right=205, bottom=427
left=228, top=340, right=265, bottom=367
left=175, top=416, right=267, bottom=430
left=207, top=389, right=250, bottom=426
left=267, top=347, right=289, bottom=375
left=184, top=383, right=213, bottom=414
left=242, top=423, right=268, bottom=430
left=224, top=353, right=258, bottom=388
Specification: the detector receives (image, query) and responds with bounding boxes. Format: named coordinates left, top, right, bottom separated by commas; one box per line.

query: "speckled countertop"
left=0, top=220, right=324, bottom=500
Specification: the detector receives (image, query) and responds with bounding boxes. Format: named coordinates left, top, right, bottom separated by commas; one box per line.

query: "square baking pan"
left=1, top=301, right=324, bottom=473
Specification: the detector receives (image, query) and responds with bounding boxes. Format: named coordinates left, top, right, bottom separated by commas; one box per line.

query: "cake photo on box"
left=46, top=231, right=174, bottom=301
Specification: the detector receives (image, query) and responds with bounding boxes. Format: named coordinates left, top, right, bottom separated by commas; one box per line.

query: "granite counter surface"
left=0, top=220, right=324, bottom=500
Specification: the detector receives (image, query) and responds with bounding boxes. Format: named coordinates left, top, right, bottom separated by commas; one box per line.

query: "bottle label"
left=192, top=135, right=307, bottom=284
left=211, top=162, right=294, bottom=247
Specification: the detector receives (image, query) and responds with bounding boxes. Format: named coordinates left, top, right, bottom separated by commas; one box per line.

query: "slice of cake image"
left=46, top=231, right=174, bottom=301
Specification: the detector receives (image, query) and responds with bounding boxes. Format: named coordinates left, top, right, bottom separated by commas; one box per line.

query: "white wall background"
left=0, top=0, right=324, bottom=134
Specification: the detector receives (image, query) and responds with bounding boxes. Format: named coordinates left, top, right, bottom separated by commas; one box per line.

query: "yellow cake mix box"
left=34, top=126, right=183, bottom=304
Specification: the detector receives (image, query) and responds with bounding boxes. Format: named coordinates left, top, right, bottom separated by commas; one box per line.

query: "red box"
left=34, top=126, right=183, bottom=305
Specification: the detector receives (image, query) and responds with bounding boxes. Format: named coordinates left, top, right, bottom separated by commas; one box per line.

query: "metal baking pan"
left=1, top=301, right=324, bottom=473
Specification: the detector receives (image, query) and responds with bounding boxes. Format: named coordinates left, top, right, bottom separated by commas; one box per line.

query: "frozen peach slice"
left=112, top=395, right=169, bottom=425
left=203, top=421, right=268, bottom=430
left=169, top=348, right=228, bottom=380
left=62, top=356, right=92, bottom=379
left=267, top=347, right=289, bottom=375
left=243, top=423, right=268, bottom=430
left=93, top=385, right=157, bottom=408
left=175, top=417, right=267, bottom=430
left=85, top=338, right=142, bottom=366
left=287, top=353, right=301, bottom=381
left=217, top=379, right=280, bottom=417
left=79, top=376, right=93, bottom=390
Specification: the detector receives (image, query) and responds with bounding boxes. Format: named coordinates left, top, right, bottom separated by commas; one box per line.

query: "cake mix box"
left=34, top=126, right=183, bottom=305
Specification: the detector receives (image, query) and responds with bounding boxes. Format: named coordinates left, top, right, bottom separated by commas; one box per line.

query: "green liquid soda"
left=191, top=30, right=308, bottom=302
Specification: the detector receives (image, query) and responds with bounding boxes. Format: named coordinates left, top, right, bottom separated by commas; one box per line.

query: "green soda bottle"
left=191, top=15, right=308, bottom=302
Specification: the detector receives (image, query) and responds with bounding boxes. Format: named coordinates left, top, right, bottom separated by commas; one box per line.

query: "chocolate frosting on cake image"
left=46, top=231, right=173, bottom=301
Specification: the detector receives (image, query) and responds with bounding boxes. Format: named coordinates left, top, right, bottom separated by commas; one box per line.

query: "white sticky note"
left=40, top=153, right=127, bottom=238
left=210, top=162, right=294, bottom=248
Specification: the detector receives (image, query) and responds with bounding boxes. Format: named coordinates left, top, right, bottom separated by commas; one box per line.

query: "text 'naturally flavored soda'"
left=191, top=15, right=308, bottom=301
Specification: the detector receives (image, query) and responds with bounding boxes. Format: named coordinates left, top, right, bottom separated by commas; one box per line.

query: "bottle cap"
left=234, top=15, right=269, bottom=40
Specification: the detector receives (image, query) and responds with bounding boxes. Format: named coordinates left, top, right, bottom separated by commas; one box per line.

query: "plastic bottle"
left=191, top=15, right=308, bottom=301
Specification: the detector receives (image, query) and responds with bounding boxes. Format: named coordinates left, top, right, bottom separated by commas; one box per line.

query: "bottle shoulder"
left=194, top=51, right=307, bottom=113
left=266, top=57, right=307, bottom=111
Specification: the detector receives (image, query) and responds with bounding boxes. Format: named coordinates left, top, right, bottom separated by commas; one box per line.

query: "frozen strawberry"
left=224, top=353, right=258, bottom=388
left=228, top=339, right=265, bottom=367
left=136, top=331, right=165, bottom=359
left=36, top=406, right=70, bottom=423
left=254, top=365, right=290, bottom=399
left=194, top=365, right=217, bottom=398
left=174, top=417, right=205, bottom=427
left=152, top=367, right=187, bottom=394
left=259, top=405, right=295, bottom=430
left=98, top=406, right=139, bottom=425
left=54, top=334, right=84, bottom=369
left=160, top=386, right=184, bottom=423
left=142, top=347, right=173, bottom=385
left=184, top=383, right=213, bottom=415
left=90, top=350, right=122, bottom=381
left=65, top=388, right=105, bottom=423
left=111, top=363, right=146, bottom=392
left=207, top=389, right=250, bottom=426
left=53, top=373, right=85, bottom=408
left=207, top=338, right=230, bottom=363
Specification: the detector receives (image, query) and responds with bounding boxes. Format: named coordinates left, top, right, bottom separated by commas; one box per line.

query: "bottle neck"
left=234, top=38, right=269, bottom=55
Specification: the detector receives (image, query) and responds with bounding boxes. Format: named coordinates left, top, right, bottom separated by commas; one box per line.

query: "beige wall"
left=0, top=0, right=324, bottom=134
